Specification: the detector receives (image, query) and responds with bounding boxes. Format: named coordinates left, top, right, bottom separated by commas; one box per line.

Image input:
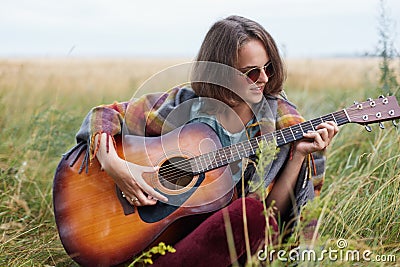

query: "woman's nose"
left=257, top=68, right=269, bottom=83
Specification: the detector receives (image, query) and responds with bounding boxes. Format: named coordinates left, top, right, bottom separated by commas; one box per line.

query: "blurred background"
left=1, top=0, right=399, bottom=58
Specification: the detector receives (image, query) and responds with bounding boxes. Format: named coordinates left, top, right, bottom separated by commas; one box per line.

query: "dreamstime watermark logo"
left=257, top=238, right=397, bottom=263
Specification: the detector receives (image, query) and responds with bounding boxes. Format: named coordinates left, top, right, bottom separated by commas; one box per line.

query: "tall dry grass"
left=0, top=57, right=399, bottom=266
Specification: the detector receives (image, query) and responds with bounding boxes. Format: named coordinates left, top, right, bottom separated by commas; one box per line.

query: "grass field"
left=0, top=57, right=399, bottom=266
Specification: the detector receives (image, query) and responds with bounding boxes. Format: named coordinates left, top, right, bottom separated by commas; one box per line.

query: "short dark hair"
left=191, top=15, right=286, bottom=107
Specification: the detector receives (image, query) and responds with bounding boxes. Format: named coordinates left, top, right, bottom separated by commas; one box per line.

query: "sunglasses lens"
left=264, top=63, right=274, bottom=77
left=242, top=62, right=274, bottom=83
left=246, top=69, right=261, bottom=83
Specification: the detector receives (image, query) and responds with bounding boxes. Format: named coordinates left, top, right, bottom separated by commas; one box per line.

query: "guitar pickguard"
left=137, top=173, right=205, bottom=223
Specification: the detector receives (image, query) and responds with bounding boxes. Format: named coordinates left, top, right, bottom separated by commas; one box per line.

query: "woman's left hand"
left=294, top=121, right=339, bottom=157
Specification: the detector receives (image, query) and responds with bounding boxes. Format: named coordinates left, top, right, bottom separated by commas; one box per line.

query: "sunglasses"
left=240, top=61, right=274, bottom=83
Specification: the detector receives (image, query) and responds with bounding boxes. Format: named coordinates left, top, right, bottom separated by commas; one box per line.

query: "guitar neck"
left=191, top=109, right=350, bottom=174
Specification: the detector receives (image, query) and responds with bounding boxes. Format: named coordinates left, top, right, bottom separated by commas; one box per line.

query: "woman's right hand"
left=95, top=133, right=168, bottom=206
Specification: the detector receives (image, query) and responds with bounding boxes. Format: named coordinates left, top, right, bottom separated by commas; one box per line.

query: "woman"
left=74, top=15, right=338, bottom=266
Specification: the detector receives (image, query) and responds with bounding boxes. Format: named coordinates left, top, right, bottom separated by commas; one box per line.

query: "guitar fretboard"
left=190, top=109, right=349, bottom=174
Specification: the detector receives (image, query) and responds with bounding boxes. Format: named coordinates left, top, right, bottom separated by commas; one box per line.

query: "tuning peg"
left=365, top=125, right=372, bottom=132
left=367, top=98, right=373, bottom=101
left=379, top=122, right=385, bottom=129
left=354, top=101, right=359, bottom=105
left=393, top=120, right=398, bottom=128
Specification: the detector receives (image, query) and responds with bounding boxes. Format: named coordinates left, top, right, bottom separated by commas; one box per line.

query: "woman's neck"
left=218, top=102, right=254, bottom=133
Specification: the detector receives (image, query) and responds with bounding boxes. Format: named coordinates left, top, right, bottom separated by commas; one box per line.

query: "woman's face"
left=235, top=39, right=270, bottom=105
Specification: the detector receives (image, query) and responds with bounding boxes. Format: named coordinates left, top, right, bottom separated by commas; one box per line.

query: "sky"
left=1, top=0, right=400, bottom=58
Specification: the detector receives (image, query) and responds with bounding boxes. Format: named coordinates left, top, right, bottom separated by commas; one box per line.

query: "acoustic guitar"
left=53, top=96, right=400, bottom=266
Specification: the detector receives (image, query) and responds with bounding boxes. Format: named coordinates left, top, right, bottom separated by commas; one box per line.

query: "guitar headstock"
left=345, top=96, right=400, bottom=125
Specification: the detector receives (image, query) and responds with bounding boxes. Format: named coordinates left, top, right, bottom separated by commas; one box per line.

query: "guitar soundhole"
left=158, top=157, right=194, bottom=190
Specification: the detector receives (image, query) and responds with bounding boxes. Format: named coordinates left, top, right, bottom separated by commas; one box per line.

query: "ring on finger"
left=131, top=197, right=139, bottom=202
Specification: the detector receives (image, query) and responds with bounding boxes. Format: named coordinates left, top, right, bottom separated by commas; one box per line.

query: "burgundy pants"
left=152, top=197, right=278, bottom=267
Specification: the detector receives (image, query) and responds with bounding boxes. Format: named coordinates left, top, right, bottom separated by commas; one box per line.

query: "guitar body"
left=53, top=123, right=235, bottom=266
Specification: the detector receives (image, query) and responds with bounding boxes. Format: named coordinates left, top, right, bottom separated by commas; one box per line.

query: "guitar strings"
left=156, top=99, right=396, bottom=182
left=148, top=99, right=396, bottom=181
left=154, top=112, right=352, bottom=181
left=155, top=112, right=350, bottom=176
left=154, top=103, right=395, bottom=184
left=150, top=100, right=400, bottom=182
left=139, top=112, right=353, bottom=185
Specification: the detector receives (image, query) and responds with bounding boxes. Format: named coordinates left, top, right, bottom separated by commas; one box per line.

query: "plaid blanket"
left=72, top=87, right=326, bottom=214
